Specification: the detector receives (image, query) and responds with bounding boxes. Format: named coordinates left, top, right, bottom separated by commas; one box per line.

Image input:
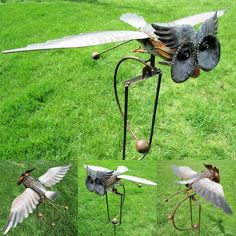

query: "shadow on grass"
left=207, top=215, right=234, bottom=236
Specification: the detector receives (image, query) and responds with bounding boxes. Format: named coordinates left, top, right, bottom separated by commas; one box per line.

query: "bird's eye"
left=95, top=178, right=102, bottom=185
left=199, top=36, right=215, bottom=51
left=87, top=176, right=93, bottom=184
left=177, top=48, right=190, bottom=61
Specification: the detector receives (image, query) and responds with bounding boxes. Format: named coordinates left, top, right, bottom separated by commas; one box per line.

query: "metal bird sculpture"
left=2, top=165, right=70, bottom=235
left=3, top=10, right=225, bottom=83
left=172, top=164, right=232, bottom=214
left=84, top=164, right=156, bottom=196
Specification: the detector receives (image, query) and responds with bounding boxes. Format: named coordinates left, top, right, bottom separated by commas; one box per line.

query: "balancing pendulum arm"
left=105, top=183, right=126, bottom=235
left=45, top=199, right=68, bottom=223
left=113, top=55, right=162, bottom=160
left=168, top=192, right=201, bottom=235
left=191, top=195, right=201, bottom=236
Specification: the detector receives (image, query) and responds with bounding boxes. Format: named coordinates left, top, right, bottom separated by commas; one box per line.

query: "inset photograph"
left=157, top=160, right=236, bottom=235
left=0, top=160, right=78, bottom=236
left=78, top=161, right=157, bottom=235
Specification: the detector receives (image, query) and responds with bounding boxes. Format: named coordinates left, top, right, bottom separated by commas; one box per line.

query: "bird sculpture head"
left=17, top=168, right=35, bottom=185
left=203, top=164, right=220, bottom=183
left=152, top=12, right=221, bottom=83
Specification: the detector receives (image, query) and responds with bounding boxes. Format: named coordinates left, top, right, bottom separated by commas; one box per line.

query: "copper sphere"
left=64, top=205, right=69, bottom=210
left=92, top=52, right=100, bottom=60
left=168, top=214, right=173, bottom=220
left=51, top=222, right=56, bottom=227
left=112, top=218, right=118, bottom=225
left=138, top=184, right=142, bottom=188
left=38, top=212, right=43, bottom=219
left=163, top=198, right=168, bottom=203
left=135, top=139, right=150, bottom=153
left=193, top=224, right=199, bottom=229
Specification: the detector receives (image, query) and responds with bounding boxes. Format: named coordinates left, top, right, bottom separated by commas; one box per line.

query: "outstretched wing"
left=154, top=9, right=225, bottom=27
left=38, top=165, right=70, bottom=187
left=152, top=24, right=196, bottom=49
left=118, top=174, right=157, bottom=186
left=172, top=165, right=198, bottom=179
left=192, top=178, right=233, bottom=214
left=3, top=30, right=148, bottom=54
left=2, top=188, right=40, bottom=234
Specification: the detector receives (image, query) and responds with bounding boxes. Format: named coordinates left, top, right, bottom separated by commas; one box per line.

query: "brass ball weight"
left=92, top=52, right=100, bottom=60
left=112, top=218, right=118, bottom=225
left=135, top=140, right=150, bottom=153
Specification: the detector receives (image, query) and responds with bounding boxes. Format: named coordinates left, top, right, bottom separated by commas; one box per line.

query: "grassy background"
left=0, top=0, right=235, bottom=160
left=78, top=160, right=157, bottom=235
left=0, top=160, right=78, bottom=235
left=157, top=160, right=236, bottom=235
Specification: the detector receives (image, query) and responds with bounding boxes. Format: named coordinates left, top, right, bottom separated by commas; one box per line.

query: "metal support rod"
left=139, top=70, right=162, bottom=160
left=123, top=86, right=129, bottom=160
left=105, top=192, right=111, bottom=222
left=105, top=184, right=126, bottom=226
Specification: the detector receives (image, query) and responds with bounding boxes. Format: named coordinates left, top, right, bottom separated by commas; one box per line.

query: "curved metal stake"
left=105, top=183, right=126, bottom=228
left=168, top=193, right=201, bottom=235
left=113, top=55, right=162, bottom=160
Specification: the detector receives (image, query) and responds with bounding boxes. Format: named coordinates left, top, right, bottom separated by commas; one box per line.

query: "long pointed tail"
left=45, top=191, right=58, bottom=202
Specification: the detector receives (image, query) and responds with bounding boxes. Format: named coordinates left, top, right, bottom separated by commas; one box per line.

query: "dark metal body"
left=22, top=175, right=47, bottom=200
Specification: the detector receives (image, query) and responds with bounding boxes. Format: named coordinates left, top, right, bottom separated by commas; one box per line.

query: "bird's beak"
left=203, top=163, right=213, bottom=170
left=17, top=176, right=24, bottom=185
left=25, top=168, right=35, bottom=174
left=190, top=67, right=200, bottom=78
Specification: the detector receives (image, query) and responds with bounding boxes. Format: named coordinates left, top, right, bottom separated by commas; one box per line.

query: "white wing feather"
left=3, top=30, right=148, bottom=54
left=172, top=165, right=198, bottom=179
left=120, top=13, right=147, bottom=29
left=113, top=166, right=128, bottom=176
left=3, top=188, right=40, bottom=234
left=155, top=9, right=226, bottom=27
left=38, top=165, right=70, bottom=187
left=192, top=178, right=232, bottom=214
left=84, top=164, right=110, bottom=172
left=118, top=174, right=157, bottom=186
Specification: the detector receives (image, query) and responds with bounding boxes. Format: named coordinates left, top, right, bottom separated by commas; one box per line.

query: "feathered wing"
left=192, top=178, right=233, bottom=214
left=120, top=13, right=147, bottom=29
left=3, top=30, right=148, bottom=54
left=172, top=165, right=198, bottom=179
left=113, top=166, right=128, bottom=176
left=118, top=174, right=157, bottom=186
left=154, top=9, right=225, bottom=27
left=152, top=24, right=196, bottom=49
left=2, top=188, right=40, bottom=235
left=38, top=165, right=70, bottom=187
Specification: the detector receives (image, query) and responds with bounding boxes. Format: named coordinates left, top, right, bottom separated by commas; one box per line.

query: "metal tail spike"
left=113, top=55, right=162, bottom=160
left=105, top=183, right=126, bottom=235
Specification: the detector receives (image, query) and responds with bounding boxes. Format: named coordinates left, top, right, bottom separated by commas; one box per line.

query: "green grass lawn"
left=0, top=0, right=235, bottom=160
left=78, top=160, right=157, bottom=235
left=157, top=160, right=236, bottom=235
left=0, top=160, right=78, bottom=236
